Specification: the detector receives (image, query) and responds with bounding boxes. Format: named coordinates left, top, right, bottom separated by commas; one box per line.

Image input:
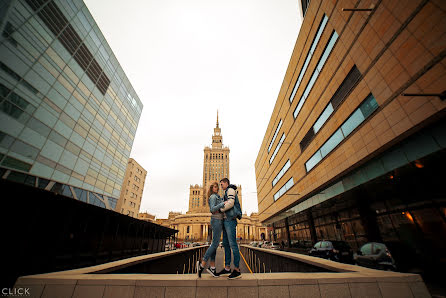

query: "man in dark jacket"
left=217, top=178, right=241, bottom=279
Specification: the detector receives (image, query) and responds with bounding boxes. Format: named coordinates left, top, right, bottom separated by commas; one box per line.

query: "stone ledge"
left=14, top=272, right=425, bottom=288
left=77, top=278, right=137, bottom=286
left=196, top=274, right=257, bottom=286
left=15, top=277, right=78, bottom=285
left=13, top=275, right=429, bottom=298
left=13, top=247, right=430, bottom=298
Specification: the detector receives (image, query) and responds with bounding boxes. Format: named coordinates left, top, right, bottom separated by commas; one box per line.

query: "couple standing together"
left=197, top=178, right=242, bottom=279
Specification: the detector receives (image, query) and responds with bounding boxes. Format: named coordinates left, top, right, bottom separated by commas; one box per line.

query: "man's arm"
left=220, top=188, right=236, bottom=212
left=209, top=196, right=225, bottom=213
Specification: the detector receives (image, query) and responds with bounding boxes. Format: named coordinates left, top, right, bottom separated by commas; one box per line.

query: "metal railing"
left=240, top=245, right=334, bottom=273
left=96, top=245, right=208, bottom=274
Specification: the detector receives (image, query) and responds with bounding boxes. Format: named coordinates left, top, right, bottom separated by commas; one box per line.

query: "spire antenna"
left=216, top=110, right=219, bottom=128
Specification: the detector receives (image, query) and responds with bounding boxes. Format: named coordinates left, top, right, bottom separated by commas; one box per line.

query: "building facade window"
left=270, top=133, right=285, bottom=164
left=289, top=14, right=328, bottom=104
left=301, top=0, right=310, bottom=17
left=272, top=160, right=291, bottom=187
left=294, top=30, right=339, bottom=119
left=300, top=66, right=362, bottom=151
left=305, top=94, right=378, bottom=172
left=268, top=119, right=283, bottom=152
left=274, top=177, right=294, bottom=201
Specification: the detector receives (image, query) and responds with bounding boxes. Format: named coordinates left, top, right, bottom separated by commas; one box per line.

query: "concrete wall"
left=13, top=247, right=430, bottom=298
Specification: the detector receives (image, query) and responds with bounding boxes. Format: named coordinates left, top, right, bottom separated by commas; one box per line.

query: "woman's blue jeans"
left=222, top=218, right=240, bottom=268
left=203, top=217, right=223, bottom=262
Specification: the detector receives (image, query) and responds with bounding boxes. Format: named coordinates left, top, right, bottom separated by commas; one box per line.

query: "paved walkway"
left=210, top=246, right=251, bottom=274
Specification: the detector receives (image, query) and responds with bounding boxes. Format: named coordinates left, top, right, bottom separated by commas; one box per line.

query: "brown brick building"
left=116, top=158, right=147, bottom=218
left=188, top=112, right=242, bottom=213
left=255, top=0, right=445, bottom=271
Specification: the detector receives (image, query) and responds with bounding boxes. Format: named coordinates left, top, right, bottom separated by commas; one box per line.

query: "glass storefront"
left=266, top=118, right=446, bottom=273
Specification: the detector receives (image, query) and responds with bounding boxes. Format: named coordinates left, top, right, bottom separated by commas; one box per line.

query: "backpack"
left=226, top=185, right=242, bottom=220
left=234, top=191, right=242, bottom=220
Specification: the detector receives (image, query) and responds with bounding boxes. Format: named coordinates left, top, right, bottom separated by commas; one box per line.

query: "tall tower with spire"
left=188, top=111, right=242, bottom=213
left=212, top=111, right=223, bottom=149
left=203, top=111, right=230, bottom=197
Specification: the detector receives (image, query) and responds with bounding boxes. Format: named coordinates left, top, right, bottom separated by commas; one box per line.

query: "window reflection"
left=293, top=30, right=339, bottom=119
left=268, top=119, right=283, bottom=152
left=274, top=177, right=294, bottom=201
left=270, top=133, right=285, bottom=164
left=305, top=94, right=378, bottom=172
left=314, top=103, right=334, bottom=133
left=273, top=159, right=291, bottom=187
left=290, top=15, right=329, bottom=103
left=320, top=129, right=343, bottom=157
left=305, top=150, right=322, bottom=172
left=341, top=109, right=364, bottom=137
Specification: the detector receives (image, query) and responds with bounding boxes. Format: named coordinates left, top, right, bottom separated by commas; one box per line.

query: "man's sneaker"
left=217, top=268, right=231, bottom=276
left=206, top=267, right=219, bottom=277
left=228, top=270, right=241, bottom=279
left=197, top=261, right=204, bottom=278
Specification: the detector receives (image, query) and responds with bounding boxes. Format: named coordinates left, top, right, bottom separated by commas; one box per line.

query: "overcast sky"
left=84, top=0, right=302, bottom=218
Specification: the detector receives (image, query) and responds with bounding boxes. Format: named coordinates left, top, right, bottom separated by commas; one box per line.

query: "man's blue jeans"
left=222, top=218, right=240, bottom=268
left=203, top=218, right=223, bottom=262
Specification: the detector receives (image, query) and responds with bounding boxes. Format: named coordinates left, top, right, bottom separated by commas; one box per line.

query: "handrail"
left=91, top=245, right=209, bottom=274
left=240, top=245, right=353, bottom=273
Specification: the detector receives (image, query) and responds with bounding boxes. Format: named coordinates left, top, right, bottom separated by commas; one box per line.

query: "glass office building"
left=0, top=0, right=143, bottom=208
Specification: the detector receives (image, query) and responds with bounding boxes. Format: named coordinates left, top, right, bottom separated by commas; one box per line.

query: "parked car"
left=354, top=242, right=397, bottom=271
left=259, top=241, right=270, bottom=248
left=309, top=240, right=353, bottom=263
left=249, top=241, right=259, bottom=247
left=267, top=242, right=281, bottom=250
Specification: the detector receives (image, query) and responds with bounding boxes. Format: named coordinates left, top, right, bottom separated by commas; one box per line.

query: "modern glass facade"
left=0, top=0, right=142, bottom=204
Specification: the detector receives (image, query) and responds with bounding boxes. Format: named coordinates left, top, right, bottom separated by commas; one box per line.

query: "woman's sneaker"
left=217, top=268, right=231, bottom=276
left=206, top=267, right=219, bottom=277
left=197, top=261, right=204, bottom=278
left=228, top=270, right=241, bottom=279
